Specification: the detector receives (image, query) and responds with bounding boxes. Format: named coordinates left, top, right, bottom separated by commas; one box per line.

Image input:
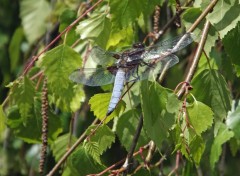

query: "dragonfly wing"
left=69, top=67, right=116, bottom=86
left=90, top=46, right=118, bottom=66
left=144, top=33, right=196, bottom=60
left=125, top=54, right=179, bottom=82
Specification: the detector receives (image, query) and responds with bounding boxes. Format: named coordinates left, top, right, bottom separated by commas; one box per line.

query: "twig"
left=174, top=0, right=182, bottom=28
left=145, top=140, right=156, bottom=166
left=168, top=150, right=181, bottom=176
left=87, top=144, right=150, bottom=176
left=177, top=21, right=211, bottom=99
left=46, top=118, right=98, bottom=176
left=154, top=0, right=193, bottom=41
left=187, top=0, right=218, bottom=33
left=122, top=114, right=144, bottom=175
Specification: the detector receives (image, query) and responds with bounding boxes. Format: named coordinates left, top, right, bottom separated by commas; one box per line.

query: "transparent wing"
left=125, top=54, right=179, bottom=82
left=143, top=33, right=196, bottom=60
left=69, top=67, right=116, bottom=86
left=90, top=46, right=119, bottom=66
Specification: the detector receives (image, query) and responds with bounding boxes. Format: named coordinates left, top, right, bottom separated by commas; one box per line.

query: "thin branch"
left=87, top=144, right=150, bottom=176
left=187, top=0, right=218, bottom=33
left=154, top=0, right=193, bottom=40
left=168, top=150, right=181, bottom=176
left=177, top=21, right=211, bottom=99
left=46, top=118, right=98, bottom=176
left=122, top=114, right=144, bottom=175
left=174, top=0, right=182, bottom=28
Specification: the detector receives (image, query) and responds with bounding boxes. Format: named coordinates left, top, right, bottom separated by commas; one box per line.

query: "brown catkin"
left=39, top=78, right=49, bottom=175
left=153, top=6, right=160, bottom=34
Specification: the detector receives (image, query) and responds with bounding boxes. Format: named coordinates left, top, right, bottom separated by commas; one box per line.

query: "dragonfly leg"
left=127, top=66, right=141, bottom=82
left=141, top=61, right=155, bottom=68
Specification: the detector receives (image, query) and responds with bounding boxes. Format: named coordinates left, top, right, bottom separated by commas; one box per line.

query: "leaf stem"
left=122, top=114, right=143, bottom=175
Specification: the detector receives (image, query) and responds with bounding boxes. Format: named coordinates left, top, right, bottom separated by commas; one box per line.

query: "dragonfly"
left=69, top=33, right=195, bottom=116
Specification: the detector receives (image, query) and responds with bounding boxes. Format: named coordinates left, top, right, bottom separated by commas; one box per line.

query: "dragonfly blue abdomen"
left=107, top=68, right=125, bottom=115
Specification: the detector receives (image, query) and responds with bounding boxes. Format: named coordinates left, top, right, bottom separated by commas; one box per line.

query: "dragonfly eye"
left=113, top=54, right=120, bottom=59
left=132, top=42, right=144, bottom=49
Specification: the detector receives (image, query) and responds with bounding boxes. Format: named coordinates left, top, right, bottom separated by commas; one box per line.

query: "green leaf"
left=106, top=26, right=134, bottom=49
left=109, top=0, right=143, bottom=28
left=115, top=110, right=149, bottom=152
left=11, top=77, right=35, bottom=122
left=70, top=85, right=85, bottom=112
left=86, top=124, right=115, bottom=154
left=68, top=146, right=105, bottom=176
left=76, top=13, right=111, bottom=48
left=223, top=22, right=240, bottom=68
left=226, top=102, right=240, bottom=139
left=20, top=0, right=51, bottom=43
left=7, top=99, right=62, bottom=143
left=109, top=0, right=160, bottom=28
left=170, top=125, right=205, bottom=165
left=51, top=133, right=77, bottom=161
left=229, top=138, right=240, bottom=156
left=187, top=100, right=214, bottom=135
left=189, top=135, right=205, bottom=165
left=84, top=141, right=101, bottom=164
left=0, top=105, right=6, bottom=135
left=8, top=27, right=24, bottom=71
left=182, top=8, right=218, bottom=56
left=89, top=93, right=126, bottom=123
left=191, top=69, right=231, bottom=121
left=207, top=0, right=240, bottom=38
left=141, top=81, right=181, bottom=149
left=40, top=44, right=83, bottom=111
left=40, top=44, right=81, bottom=92
left=235, top=65, right=240, bottom=77
left=210, top=123, right=234, bottom=169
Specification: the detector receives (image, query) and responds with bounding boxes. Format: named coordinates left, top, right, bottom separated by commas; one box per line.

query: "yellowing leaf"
left=89, top=93, right=126, bottom=123
left=0, top=105, right=6, bottom=135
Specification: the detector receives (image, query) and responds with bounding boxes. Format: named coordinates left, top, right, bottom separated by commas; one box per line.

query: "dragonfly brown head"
left=132, top=42, right=145, bottom=49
